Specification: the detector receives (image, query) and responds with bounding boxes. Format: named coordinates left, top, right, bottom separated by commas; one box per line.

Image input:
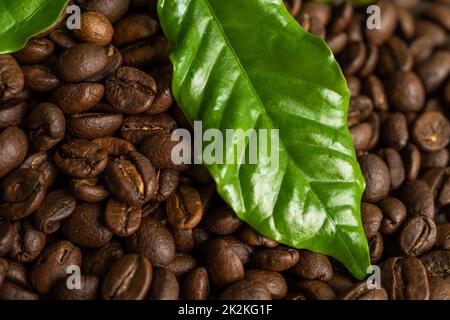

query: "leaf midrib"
left=201, top=0, right=362, bottom=274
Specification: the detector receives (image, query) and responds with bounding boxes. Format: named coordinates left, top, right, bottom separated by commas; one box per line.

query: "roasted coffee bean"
left=52, top=83, right=105, bottom=114
left=396, top=7, right=415, bottom=39
left=348, top=95, right=373, bottom=124
left=399, top=180, right=434, bottom=218
left=364, top=75, right=388, bottom=112
left=205, top=236, right=253, bottom=266
left=328, top=33, right=348, bottom=56
left=20, top=152, right=57, bottom=189
left=378, top=148, right=405, bottom=190
left=92, top=137, right=136, bottom=156
left=203, top=207, right=243, bottom=235
left=34, top=189, right=76, bottom=234
left=422, top=168, right=447, bottom=197
left=412, top=111, right=450, bottom=152
left=296, top=280, right=336, bottom=300
left=424, top=3, right=450, bottom=31
left=83, top=0, right=130, bottom=23
left=416, top=20, right=447, bottom=46
left=351, top=122, right=373, bottom=151
left=155, top=169, right=179, bottom=202
left=56, top=43, right=108, bottom=82
left=0, top=281, right=39, bottom=300
left=0, top=126, right=28, bottom=177
left=105, top=151, right=157, bottom=206
left=365, top=0, right=397, bottom=45
left=361, top=203, right=383, bottom=238
left=5, top=259, right=28, bottom=287
left=220, top=279, right=271, bottom=300
left=106, top=67, right=157, bottom=114
left=105, top=198, right=142, bottom=237
left=328, top=273, right=354, bottom=295
left=0, top=220, right=14, bottom=256
left=207, top=239, right=244, bottom=287
left=121, top=113, right=177, bottom=145
left=420, top=250, right=450, bottom=279
left=239, top=225, right=279, bottom=248
left=27, top=103, right=65, bottom=151
left=9, top=219, right=45, bottom=263
left=121, top=36, right=171, bottom=68
left=359, top=153, right=390, bottom=203
left=340, top=41, right=366, bottom=75
left=0, top=99, right=27, bottom=128
left=399, top=216, right=437, bottom=256
left=166, top=253, right=198, bottom=279
left=54, top=139, right=108, bottom=178
left=438, top=176, right=450, bottom=206
left=74, top=12, right=114, bottom=46
left=0, top=257, right=7, bottom=285
left=244, top=269, right=287, bottom=300
left=53, top=275, right=99, bottom=300
left=378, top=197, right=407, bottom=235
left=82, top=241, right=124, bottom=278
left=338, top=281, right=388, bottom=300
left=428, top=276, right=450, bottom=300
left=182, top=267, right=210, bottom=300
left=30, top=241, right=82, bottom=295
left=68, top=113, right=123, bottom=139
left=113, top=15, right=158, bottom=46
left=381, top=256, right=430, bottom=300
left=172, top=228, right=195, bottom=254
left=401, top=143, right=422, bottom=180
left=252, top=246, right=299, bottom=272
left=410, top=36, right=434, bottom=63
left=387, top=71, right=425, bottom=113
left=149, top=268, right=179, bottom=300
left=292, top=250, right=333, bottom=281
left=69, top=177, right=109, bottom=203
left=126, top=217, right=175, bottom=267
left=422, top=149, right=449, bottom=169
left=14, top=38, right=54, bottom=65
left=22, top=65, right=60, bottom=92
left=62, top=202, right=112, bottom=248
left=0, top=55, right=24, bottom=102
left=381, top=113, right=409, bottom=150
left=377, top=36, right=413, bottom=76
left=436, top=224, right=450, bottom=250
left=346, top=75, right=361, bottom=97
left=102, top=254, right=152, bottom=300
left=49, top=28, right=77, bottom=49
left=369, top=232, right=384, bottom=263
left=0, top=169, right=46, bottom=221
left=86, top=45, right=123, bottom=82
left=165, top=185, right=203, bottom=230
left=416, top=51, right=450, bottom=93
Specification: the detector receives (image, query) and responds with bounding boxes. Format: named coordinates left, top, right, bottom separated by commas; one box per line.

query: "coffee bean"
left=86, top=45, right=123, bottom=82
left=13, top=38, right=54, bottom=64
left=54, top=139, right=108, bottom=178
left=377, top=36, right=413, bottom=76
left=396, top=7, right=415, bottom=39
left=296, top=280, right=336, bottom=300
left=121, top=112, right=177, bottom=145
left=0, top=55, right=24, bottom=102
left=121, top=36, right=171, bottom=68
left=0, top=220, right=14, bottom=256
left=361, top=203, right=383, bottom=238
left=27, top=103, right=65, bottom=151
left=207, top=239, right=244, bottom=287
left=166, top=253, right=198, bottom=279
left=239, top=225, right=279, bottom=248
left=399, top=216, right=437, bottom=256
left=364, top=75, right=388, bottom=111
left=106, top=66, right=157, bottom=114
left=338, top=281, right=388, bottom=300
left=416, top=51, right=450, bottom=93
left=378, top=148, right=405, bottom=190
left=83, top=0, right=130, bottom=23
left=0, top=127, right=28, bottom=177
left=438, top=176, right=450, bottom=206
left=292, top=250, right=333, bottom=281
left=155, top=169, right=179, bottom=202
left=365, top=0, right=397, bottom=45
left=5, top=259, right=28, bottom=287
left=0, top=169, right=46, bottom=221
left=428, top=276, right=450, bottom=300
left=9, top=219, right=46, bottom=263
left=252, top=246, right=299, bottom=272
left=424, top=3, right=450, bottom=31
left=340, top=41, right=366, bottom=75
left=149, top=268, right=179, bottom=300
left=420, top=250, right=450, bottom=279
left=82, top=241, right=124, bottom=278
left=0, top=99, right=28, bottom=128
left=22, top=65, right=60, bottom=92
left=56, top=43, right=108, bottom=82
left=105, top=198, right=142, bottom=237
left=401, top=143, right=421, bottom=180
left=30, top=241, right=82, bottom=295
left=359, top=153, right=391, bottom=202
left=68, top=112, right=123, bottom=139
left=0, top=281, right=39, bottom=300
left=387, top=71, right=425, bottom=113
left=422, top=149, right=449, bottom=169
left=62, top=202, right=113, bottom=248
left=52, top=83, right=105, bottom=114
left=244, top=269, right=287, bottom=300
left=69, top=177, right=109, bottom=203
left=102, top=254, right=152, bottom=300
left=164, top=185, right=203, bottom=230
left=412, top=111, right=450, bottom=152
left=74, top=12, right=114, bottom=46
left=53, top=275, right=99, bottom=300
left=49, top=28, right=77, bottom=49
left=92, top=136, right=136, bottom=156
left=400, top=179, right=435, bottom=218
left=415, top=20, right=447, bottom=46
left=126, top=217, right=175, bottom=267
left=220, top=279, right=272, bottom=300
left=113, top=15, right=158, bottom=46
left=105, top=151, right=157, bottom=206
left=381, top=113, right=409, bottom=150
left=378, top=197, right=407, bottom=235
left=369, top=232, right=384, bottom=263
left=381, top=256, right=430, bottom=300
left=328, top=273, right=354, bottom=295
left=346, top=75, right=361, bottom=97
left=351, top=122, right=373, bottom=151
left=182, top=267, right=210, bottom=300
left=436, top=223, right=450, bottom=250
left=203, top=207, right=243, bottom=235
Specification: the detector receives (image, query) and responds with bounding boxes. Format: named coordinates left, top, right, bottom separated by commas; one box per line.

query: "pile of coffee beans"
left=0, top=0, right=449, bottom=300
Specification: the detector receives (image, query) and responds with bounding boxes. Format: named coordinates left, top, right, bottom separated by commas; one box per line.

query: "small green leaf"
left=0, top=0, right=69, bottom=54
left=158, top=0, right=370, bottom=279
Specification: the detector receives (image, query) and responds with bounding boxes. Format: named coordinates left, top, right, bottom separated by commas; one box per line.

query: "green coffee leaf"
left=158, top=0, right=370, bottom=279
left=0, top=0, right=69, bottom=54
